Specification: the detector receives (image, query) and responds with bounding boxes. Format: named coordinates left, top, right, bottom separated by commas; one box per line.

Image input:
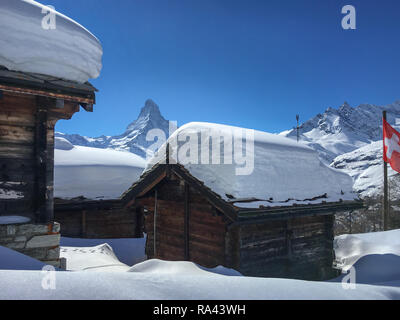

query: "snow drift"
left=0, top=0, right=102, bottom=83
left=54, top=138, right=146, bottom=199
left=147, top=122, right=356, bottom=206
left=334, top=229, right=400, bottom=286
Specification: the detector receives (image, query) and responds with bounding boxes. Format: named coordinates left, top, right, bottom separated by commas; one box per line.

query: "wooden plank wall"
left=141, top=173, right=227, bottom=268
left=237, top=214, right=336, bottom=280
left=55, top=206, right=143, bottom=239
left=0, top=92, right=37, bottom=219
left=0, top=91, right=79, bottom=222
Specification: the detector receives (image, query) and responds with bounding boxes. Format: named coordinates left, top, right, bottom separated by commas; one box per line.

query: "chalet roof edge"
left=121, top=162, right=363, bottom=222
left=0, top=66, right=97, bottom=103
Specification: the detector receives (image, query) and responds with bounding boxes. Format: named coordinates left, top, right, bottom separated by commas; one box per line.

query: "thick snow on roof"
left=147, top=122, right=356, bottom=206
left=54, top=138, right=146, bottom=199
left=0, top=0, right=102, bottom=83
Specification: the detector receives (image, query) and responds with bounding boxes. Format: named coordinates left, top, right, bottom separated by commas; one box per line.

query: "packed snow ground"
left=54, top=138, right=146, bottom=199
left=147, top=122, right=356, bottom=206
left=0, top=0, right=102, bottom=83
left=2, top=230, right=400, bottom=299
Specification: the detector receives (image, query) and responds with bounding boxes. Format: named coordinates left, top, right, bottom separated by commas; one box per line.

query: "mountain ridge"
left=56, top=99, right=172, bottom=158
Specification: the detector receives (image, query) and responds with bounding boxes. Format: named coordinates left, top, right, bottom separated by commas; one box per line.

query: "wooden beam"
left=154, top=189, right=158, bottom=258
left=0, top=84, right=95, bottom=105
left=184, top=182, right=190, bottom=261
left=33, top=100, right=50, bottom=223
left=81, top=103, right=93, bottom=112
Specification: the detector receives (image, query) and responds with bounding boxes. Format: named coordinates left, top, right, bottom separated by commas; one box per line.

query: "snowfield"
left=54, top=138, right=146, bottom=199
left=0, top=0, right=102, bottom=83
left=2, top=229, right=400, bottom=299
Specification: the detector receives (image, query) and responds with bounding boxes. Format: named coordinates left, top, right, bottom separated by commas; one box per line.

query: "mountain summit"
left=126, top=99, right=165, bottom=132
left=281, top=100, right=400, bottom=164
left=56, top=99, right=172, bottom=158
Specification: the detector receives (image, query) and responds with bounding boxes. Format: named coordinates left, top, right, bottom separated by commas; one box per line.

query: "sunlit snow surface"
left=147, top=122, right=357, bottom=206
left=2, top=230, right=400, bottom=299
left=0, top=0, right=102, bottom=83
left=54, top=138, right=146, bottom=199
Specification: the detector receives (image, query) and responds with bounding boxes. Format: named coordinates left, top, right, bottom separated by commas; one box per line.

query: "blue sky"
left=51, top=0, right=400, bottom=137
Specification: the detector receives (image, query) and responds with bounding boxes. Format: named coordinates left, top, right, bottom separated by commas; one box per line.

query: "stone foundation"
left=0, top=221, right=62, bottom=268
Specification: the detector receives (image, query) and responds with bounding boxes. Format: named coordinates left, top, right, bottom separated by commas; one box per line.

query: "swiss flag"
left=383, top=118, right=400, bottom=173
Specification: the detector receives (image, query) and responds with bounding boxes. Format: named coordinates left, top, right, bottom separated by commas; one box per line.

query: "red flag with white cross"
left=383, top=118, right=400, bottom=173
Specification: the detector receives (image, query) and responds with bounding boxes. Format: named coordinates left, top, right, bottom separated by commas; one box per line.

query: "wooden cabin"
left=122, top=163, right=362, bottom=280
left=0, top=66, right=97, bottom=265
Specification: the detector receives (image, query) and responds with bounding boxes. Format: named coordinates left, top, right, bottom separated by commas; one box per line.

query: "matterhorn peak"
left=139, top=99, right=162, bottom=118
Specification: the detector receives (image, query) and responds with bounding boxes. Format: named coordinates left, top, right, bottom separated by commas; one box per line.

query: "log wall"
left=55, top=203, right=143, bottom=239
left=0, top=91, right=79, bottom=222
left=141, top=173, right=227, bottom=268
left=235, top=214, right=336, bottom=280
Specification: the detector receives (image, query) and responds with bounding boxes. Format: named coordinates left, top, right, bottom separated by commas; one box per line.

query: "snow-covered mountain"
left=331, top=141, right=400, bottom=199
left=56, top=99, right=173, bottom=158
left=281, top=100, right=400, bottom=164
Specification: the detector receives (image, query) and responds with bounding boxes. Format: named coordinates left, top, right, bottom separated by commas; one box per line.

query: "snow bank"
left=334, top=229, right=400, bottom=286
left=60, top=237, right=146, bottom=267
left=0, top=0, right=102, bottom=83
left=54, top=140, right=147, bottom=199
left=1, top=267, right=399, bottom=300
left=0, top=246, right=45, bottom=270
left=129, top=259, right=242, bottom=276
left=147, top=122, right=356, bottom=205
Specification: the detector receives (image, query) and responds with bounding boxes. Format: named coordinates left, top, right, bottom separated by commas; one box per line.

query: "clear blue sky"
left=51, top=0, right=400, bottom=137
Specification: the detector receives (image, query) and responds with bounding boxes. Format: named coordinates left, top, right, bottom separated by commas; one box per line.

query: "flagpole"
left=383, top=110, right=389, bottom=231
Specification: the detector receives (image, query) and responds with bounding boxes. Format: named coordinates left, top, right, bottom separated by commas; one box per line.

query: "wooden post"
left=81, top=210, right=87, bottom=237
left=34, top=102, right=49, bottom=223
left=153, top=189, right=158, bottom=258
left=383, top=110, right=389, bottom=231
left=184, top=182, right=190, bottom=261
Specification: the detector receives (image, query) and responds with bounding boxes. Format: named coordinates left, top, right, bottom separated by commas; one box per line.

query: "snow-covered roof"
left=0, top=0, right=102, bottom=83
left=146, top=122, right=357, bottom=207
left=54, top=138, right=146, bottom=200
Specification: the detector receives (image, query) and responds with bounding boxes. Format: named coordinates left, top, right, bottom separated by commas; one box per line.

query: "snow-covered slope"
left=334, top=229, right=400, bottom=286
left=281, top=101, right=400, bottom=164
left=0, top=0, right=102, bottom=83
left=54, top=138, right=146, bottom=199
left=331, top=141, right=400, bottom=199
left=146, top=122, right=356, bottom=206
left=56, top=99, right=172, bottom=158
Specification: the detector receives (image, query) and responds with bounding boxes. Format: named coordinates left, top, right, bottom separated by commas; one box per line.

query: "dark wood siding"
left=0, top=91, right=80, bottom=222
left=55, top=204, right=143, bottom=239
left=237, top=214, right=336, bottom=280
left=141, top=172, right=227, bottom=267
left=0, top=93, right=36, bottom=220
